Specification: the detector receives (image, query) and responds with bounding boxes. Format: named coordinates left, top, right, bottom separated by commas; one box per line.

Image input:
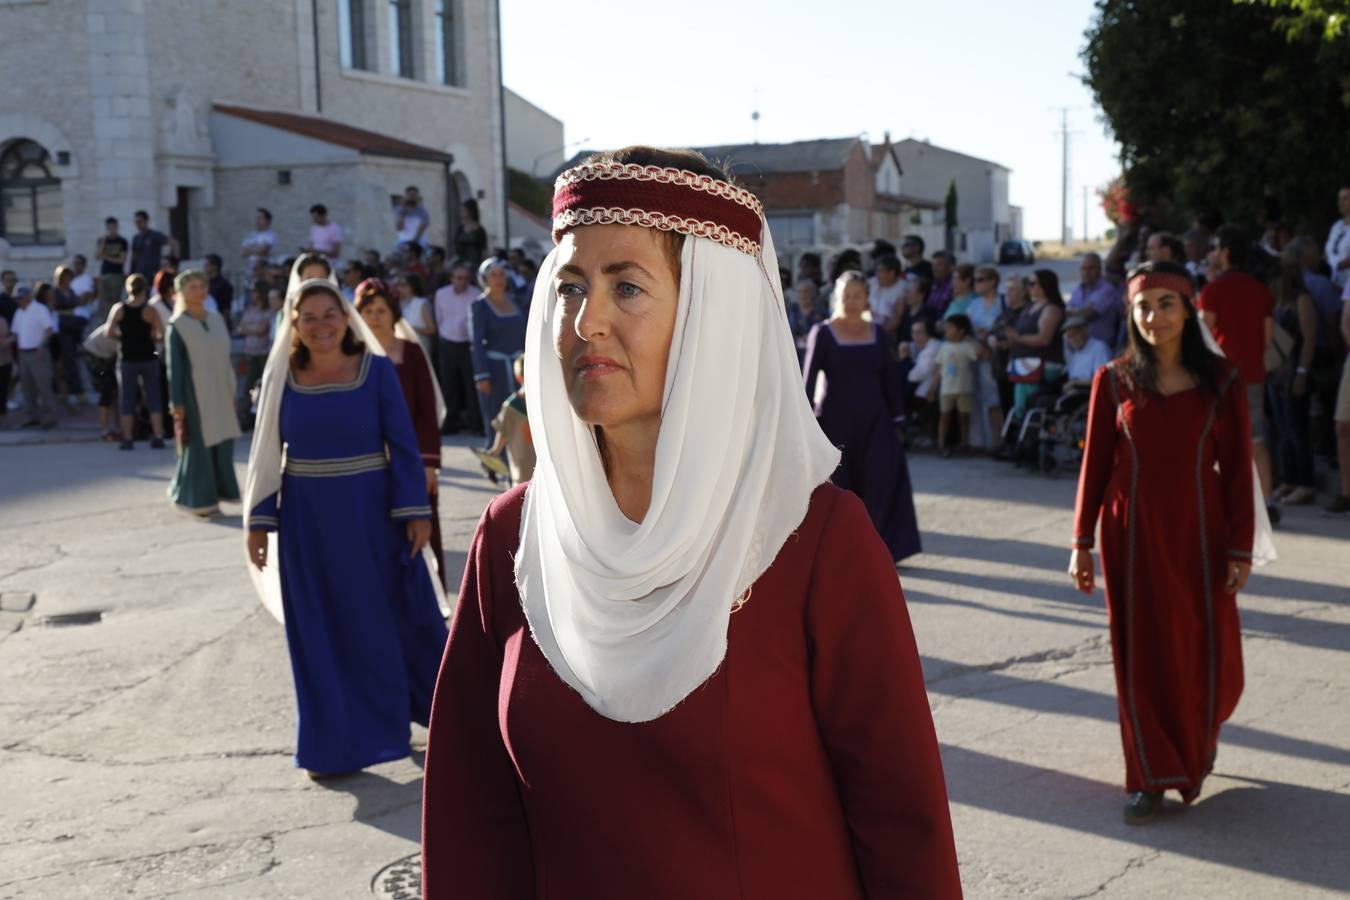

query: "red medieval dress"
left=422, top=482, right=962, bottom=899
left=1073, top=360, right=1254, bottom=800
left=393, top=339, right=446, bottom=588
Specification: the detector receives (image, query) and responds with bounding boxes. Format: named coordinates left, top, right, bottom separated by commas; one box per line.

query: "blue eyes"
left=556, top=282, right=643, bottom=300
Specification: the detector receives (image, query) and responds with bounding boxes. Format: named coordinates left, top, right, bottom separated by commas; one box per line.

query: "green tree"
left=1082, top=0, right=1350, bottom=233
left=1240, top=0, right=1349, bottom=39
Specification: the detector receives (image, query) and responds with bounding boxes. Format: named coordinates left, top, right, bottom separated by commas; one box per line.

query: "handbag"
left=1263, top=322, right=1295, bottom=374
left=82, top=322, right=119, bottom=361
left=1007, top=357, right=1045, bottom=384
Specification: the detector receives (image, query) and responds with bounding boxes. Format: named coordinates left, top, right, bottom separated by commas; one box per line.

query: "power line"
left=1050, top=107, right=1082, bottom=244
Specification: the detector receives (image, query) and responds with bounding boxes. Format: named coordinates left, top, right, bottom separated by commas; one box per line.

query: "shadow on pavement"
left=941, top=744, right=1350, bottom=892
left=924, top=659, right=1350, bottom=770
left=905, top=587, right=1104, bottom=631
left=316, top=752, right=426, bottom=844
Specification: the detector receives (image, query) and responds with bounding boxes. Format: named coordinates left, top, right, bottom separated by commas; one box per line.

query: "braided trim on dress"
left=555, top=163, right=765, bottom=217
left=553, top=206, right=761, bottom=257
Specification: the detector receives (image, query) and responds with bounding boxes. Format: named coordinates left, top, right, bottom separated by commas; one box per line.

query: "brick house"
left=553, top=136, right=943, bottom=265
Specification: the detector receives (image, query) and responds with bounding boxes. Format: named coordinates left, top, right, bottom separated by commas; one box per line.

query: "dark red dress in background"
left=393, top=340, right=445, bottom=588
left=1074, top=361, right=1254, bottom=800
left=422, top=483, right=961, bottom=899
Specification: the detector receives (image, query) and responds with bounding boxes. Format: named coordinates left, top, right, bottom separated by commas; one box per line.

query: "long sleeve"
left=375, top=357, right=431, bottom=521
left=403, top=348, right=442, bottom=466
left=802, top=323, right=828, bottom=405
left=1215, top=370, right=1255, bottom=560
left=878, top=327, right=905, bottom=421
left=422, top=501, right=534, bottom=899
left=470, top=299, right=491, bottom=382
left=167, top=324, right=188, bottom=408
left=1072, top=366, right=1119, bottom=549
left=806, top=489, right=962, bottom=899
left=249, top=493, right=279, bottom=532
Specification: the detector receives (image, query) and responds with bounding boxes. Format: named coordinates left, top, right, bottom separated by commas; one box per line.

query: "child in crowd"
left=474, top=356, right=535, bottom=485
left=933, top=314, right=979, bottom=457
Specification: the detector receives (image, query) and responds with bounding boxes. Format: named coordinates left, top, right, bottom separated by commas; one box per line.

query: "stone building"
left=0, top=0, right=509, bottom=283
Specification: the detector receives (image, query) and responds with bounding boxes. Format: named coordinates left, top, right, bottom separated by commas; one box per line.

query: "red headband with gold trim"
left=551, top=162, right=765, bottom=257
left=1126, top=271, right=1194, bottom=302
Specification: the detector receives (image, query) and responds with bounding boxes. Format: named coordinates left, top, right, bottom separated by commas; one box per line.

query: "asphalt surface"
left=1, top=414, right=1347, bottom=897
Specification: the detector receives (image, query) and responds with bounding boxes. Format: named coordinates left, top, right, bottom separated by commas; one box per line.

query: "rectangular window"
left=767, top=214, right=815, bottom=250
left=339, top=0, right=368, bottom=70
left=435, top=0, right=463, bottom=87
left=388, top=0, right=414, bottom=78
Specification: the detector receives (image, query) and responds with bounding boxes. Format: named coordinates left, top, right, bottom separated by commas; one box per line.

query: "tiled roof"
left=213, top=104, right=453, bottom=163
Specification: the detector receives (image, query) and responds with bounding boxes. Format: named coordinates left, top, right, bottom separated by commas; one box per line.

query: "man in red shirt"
left=1199, top=224, right=1275, bottom=511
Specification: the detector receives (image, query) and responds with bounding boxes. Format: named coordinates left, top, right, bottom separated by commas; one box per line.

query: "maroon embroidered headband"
left=552, top=162, right=765, bottom=257
left=1126, top=271, right=1194, bottom=302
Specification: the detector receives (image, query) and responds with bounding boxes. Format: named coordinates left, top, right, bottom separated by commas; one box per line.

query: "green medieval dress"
left=166, top=310, right=241, bottom=514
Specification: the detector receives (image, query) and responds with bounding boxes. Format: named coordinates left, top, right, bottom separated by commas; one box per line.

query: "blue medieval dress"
left=469, top=295, right=527, bottom=451
left=803, top=322, right=922, bottom=563
left=249, top=352, right=449, bottom=774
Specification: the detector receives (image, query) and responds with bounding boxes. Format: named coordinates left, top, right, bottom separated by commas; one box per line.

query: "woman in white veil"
left=242, top=256, right=447, bottom=778
left=421, top=147, right=961, bottom=898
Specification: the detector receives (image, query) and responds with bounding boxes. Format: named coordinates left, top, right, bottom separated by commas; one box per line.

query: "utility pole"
left=1050, top=107, right=1081, bottom=245
left=1083, top=185, right=1089, bottom=243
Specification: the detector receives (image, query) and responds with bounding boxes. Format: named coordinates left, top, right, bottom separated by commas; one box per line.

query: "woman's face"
left=840, top=280, right=869, bottom=317
left=182, top=278, right=207, bottom=306
left=1006, top=279, right=1027, bottom=308
left=298, top=262, right=330, bottom=281
left=268, top=289, right=283, bottom=312
left=1029, top=278, right=1046, bottom=302
left=396, top=278, right=413, bottom=300
left=1131, top=287, right=1189, bottom=349
left=905, top=280, right=925, bottom=306
left=358, top=294, right=396, bottom=338
left=955, top=271, right=972, bottom=294
left=553, top=224, right=679, bottom=435
left=295, top=291, right=346, bottom=355
left=483, top=266, right=508, bottom=294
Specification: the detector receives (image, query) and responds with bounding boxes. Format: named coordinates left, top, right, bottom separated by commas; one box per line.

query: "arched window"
left=0, top=139, right=64, bottom=246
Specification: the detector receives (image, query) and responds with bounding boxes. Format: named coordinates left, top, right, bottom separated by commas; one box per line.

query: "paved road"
left=1, top=437, right=1346, bottom=898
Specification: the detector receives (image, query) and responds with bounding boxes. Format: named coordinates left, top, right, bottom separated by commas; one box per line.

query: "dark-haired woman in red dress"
left=421, top=147, right=961, bottom=898
left=355, top=278, right=446, bottom=587
left=1071, top=261, right=1254, bottom=825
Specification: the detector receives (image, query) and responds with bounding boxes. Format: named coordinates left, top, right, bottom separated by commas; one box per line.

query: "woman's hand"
left=1292, top=371, right=1309, bottom=398
left=476, top=379, right=493, bottom=396
left=1225, top=560, right=1251, bottom=594
left=424, top=466, right=438, bottom=496
left=1069, top=548, right=1095, bottom=594
left=246, top=530, right=269, bottom=571
left=407, top=519, right=432, bottom=556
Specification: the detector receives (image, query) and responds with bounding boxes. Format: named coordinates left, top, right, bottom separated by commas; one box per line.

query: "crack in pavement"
left=0, top=744, right=294, bottom=767
left=925, top=634, right=1108, bottom=688
left=1, top=607, right=264, bottom=751
left=1068, top=848, right=1162, bottom=899
left=0, top=834, right=278, bottom=892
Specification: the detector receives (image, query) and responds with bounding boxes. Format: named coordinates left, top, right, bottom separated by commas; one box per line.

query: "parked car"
left=998, top=240, right=1036, bottom=265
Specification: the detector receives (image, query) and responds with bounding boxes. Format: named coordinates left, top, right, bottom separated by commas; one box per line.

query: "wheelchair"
left=995, top=374, right=1090, bottom=475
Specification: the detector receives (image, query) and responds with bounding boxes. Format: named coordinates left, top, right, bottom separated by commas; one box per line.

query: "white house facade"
left=0, top=0, right=509, bottom=283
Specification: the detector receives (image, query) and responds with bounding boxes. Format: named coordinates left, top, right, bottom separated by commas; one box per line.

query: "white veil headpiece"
left=243, top=259, right=386, bottom=621
left=514, top=162, right=841, bottom=722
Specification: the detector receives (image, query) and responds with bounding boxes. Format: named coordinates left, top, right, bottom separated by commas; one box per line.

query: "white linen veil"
left=242, top=262, right=387, bottom=622
left=513, top=220, right=842, bottom=723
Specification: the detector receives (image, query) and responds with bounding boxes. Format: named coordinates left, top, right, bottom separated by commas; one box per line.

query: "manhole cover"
left=371, top=853, right=420, bottom=899
left=40, top=610, right=104, bottom=627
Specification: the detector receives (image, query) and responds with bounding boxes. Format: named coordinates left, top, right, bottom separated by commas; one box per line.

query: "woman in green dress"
left=167, top=270, right=242, bottom=516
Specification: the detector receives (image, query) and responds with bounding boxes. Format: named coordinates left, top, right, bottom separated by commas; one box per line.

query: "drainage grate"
left=40, top=610, right=104, bottom=627
left=371, top=853, right=420, bottom=899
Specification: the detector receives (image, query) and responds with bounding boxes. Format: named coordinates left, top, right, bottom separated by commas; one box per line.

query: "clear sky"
left=500, top=0, right=1121, bottom=242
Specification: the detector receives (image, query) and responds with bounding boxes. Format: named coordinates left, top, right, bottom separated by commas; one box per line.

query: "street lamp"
left=532, top=137, right=592, bottom=177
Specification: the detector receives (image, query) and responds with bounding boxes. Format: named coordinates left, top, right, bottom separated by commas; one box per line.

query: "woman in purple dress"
left=803, top=271, right=922, bottom=563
